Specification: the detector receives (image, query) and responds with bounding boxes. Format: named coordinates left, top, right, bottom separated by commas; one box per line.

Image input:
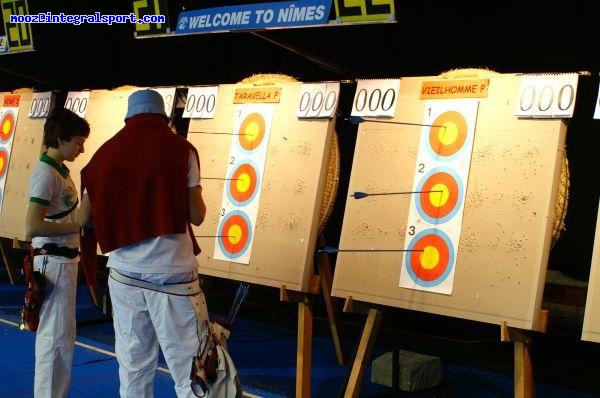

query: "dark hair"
left=43, top=108, right=90, bottom=148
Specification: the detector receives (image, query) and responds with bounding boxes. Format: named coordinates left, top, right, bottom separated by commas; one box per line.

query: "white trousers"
left=108, top=270, right=208, bottom=398
left=33, top=256, right=78, bottom=398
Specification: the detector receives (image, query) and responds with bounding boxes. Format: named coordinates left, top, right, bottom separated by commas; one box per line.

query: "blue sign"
left=176, top=0, right=332, bottom=34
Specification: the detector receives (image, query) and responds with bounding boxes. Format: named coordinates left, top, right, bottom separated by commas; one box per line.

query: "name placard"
left=233, top=87, right=281, bottom=104
left=420, top=79, right=489, bottom=99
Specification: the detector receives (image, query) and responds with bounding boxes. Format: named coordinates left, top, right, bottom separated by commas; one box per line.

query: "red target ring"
left=408, top=232, right=450, bottom=282
left=419, top=171, right=460, bottom=220
left=229, top=163, right=258, bottom=204
left=429, top=111, right=467, bottom=157
left=0, top=148, right=8, bottom=179
left=219, top=212, right=250, bottom=255
left=0, top=111, right=16, bottom=143
left=238, top=113, right=265, bottom=151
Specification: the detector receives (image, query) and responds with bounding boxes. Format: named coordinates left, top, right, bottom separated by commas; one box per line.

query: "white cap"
left=124, top=89, right=167, bottom=121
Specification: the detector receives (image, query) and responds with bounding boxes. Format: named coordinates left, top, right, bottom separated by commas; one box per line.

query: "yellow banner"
left=233, top=88, right=281, bottom=104
left=420, top=79, right=490, bottom=99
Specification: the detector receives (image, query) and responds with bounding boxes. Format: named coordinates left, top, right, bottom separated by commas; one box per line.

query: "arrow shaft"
left=352, top=189, right=442, bottom=197
left=322, top=248, right=424, bottom=253
left=187, top=131, right=243, bottom=135
left=363, top=119, right=447, bottom=129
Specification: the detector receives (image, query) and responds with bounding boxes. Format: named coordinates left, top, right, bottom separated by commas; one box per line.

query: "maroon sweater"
left=80, top=114, right=200, bottom=269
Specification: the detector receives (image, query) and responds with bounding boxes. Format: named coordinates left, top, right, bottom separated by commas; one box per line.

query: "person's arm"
left=25, top=202, right=80, bottom=238
left=78, top=193, right=94, bottom=228
left=188, top=185, right=206, bottom=226
left=187, top=149, right=206, bottom=226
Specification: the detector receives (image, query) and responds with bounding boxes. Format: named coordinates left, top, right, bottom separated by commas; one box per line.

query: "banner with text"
left=176, top=0, right=331, bottom=34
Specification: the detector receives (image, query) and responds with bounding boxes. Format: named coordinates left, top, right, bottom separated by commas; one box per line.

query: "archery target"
left=415, top=167, right=464, bottom=224
left=238, top=112, right=267, bottom=152
left=0, top=107, right=19, bottom=214
left=226, top=160, right=260, bottom=206
left=400, top=100, right=478, bottom=294
left=214, top=104, right=274, bottom=264
left=1, top=110, right=16, bottom=144
left=404, top=228, right=455, bottom=287
left=0, top=147, right=8, bottom=179
left=427, top=110, right=469, bottom=160
left=217, top=210, right=253, bottom=259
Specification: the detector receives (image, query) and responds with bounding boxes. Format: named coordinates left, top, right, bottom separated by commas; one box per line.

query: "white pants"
left=108, top=270, right=208, bottom=398
left=33, top=255, right=78, bottom=398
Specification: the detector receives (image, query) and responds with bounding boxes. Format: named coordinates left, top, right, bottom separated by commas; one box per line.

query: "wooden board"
left=0, top=88, right=137, bottom=245
left=331, top=73, right=567, bottom=331
left=582, top=199, right=600, bottom=342
left=0, top=91, right=45, bottom=241
left=187, top=82, right=335, bottom=292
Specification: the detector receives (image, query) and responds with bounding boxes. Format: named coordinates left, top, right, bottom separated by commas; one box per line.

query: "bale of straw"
left=238, top=73, right=339, bottom=235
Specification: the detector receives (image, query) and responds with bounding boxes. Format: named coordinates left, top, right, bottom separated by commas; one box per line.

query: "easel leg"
left=344, top=308, right=382, bottom=398
left=501, top=322, right=535, bottom=398
left=296, top=300, right=313, bottom=398
left=514, top=332, right=535, bottom=398
left=317, top=251, right=345, bottom=365
left=0, top=237, right=19, bottom=284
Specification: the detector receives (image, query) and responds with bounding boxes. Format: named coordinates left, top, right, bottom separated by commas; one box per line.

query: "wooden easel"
left=279, top=250, right=347, bottom=398
left=316, top=250, right=346, bottom=366
left=340, top=297, right=550, bottom=398
left=501, top=310, right=548, bottom=398
left=281, top=279, right=318, bottom=398
left=334, top=296, right=381, bottom=398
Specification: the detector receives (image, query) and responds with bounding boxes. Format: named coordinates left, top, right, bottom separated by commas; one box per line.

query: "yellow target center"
left=228, top=225, right=243, bottom=245
left=0, top=158, right=4, bottom=169
left=2, top=120, right=10, bottom=135
left=438, top=122, right=458, bottom=146
left=429, top=183, right=449, bottom=207
left=419, top=245, right=440, bottom=269
left=236, top=172, right=251, bottom=193
left=244, top=121, right=259, bottom=142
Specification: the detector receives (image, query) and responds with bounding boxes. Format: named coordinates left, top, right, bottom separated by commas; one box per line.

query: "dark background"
left=1, top=1, right=599, bottom=281
left=1, top=1, right=597, bottom=90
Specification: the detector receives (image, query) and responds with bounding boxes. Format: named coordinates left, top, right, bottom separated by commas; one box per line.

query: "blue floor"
left=1, top=275, right=600, bottom=397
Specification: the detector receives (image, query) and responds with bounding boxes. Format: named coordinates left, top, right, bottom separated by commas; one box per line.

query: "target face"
left=415, top=167, right=464, bottom=224
left=217, top=211, right=253, bottom=259
left=214, top=104, right=274, bottom=264
left=404, top=228, right=454, bottom=287
left=0, top=148, right=8, bottom=179
left=238, top=112, right=266, bottom=151
left=227, top=161, right=259, bottom=206
left=427, top=111, right=468, bottom=160
left=0, top=110, right=16, bottom=144
left=400, top=100, right=478, bottom=294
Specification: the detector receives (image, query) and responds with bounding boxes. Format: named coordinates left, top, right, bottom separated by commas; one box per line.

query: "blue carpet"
left=2, top=279, right=600, bottom=397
